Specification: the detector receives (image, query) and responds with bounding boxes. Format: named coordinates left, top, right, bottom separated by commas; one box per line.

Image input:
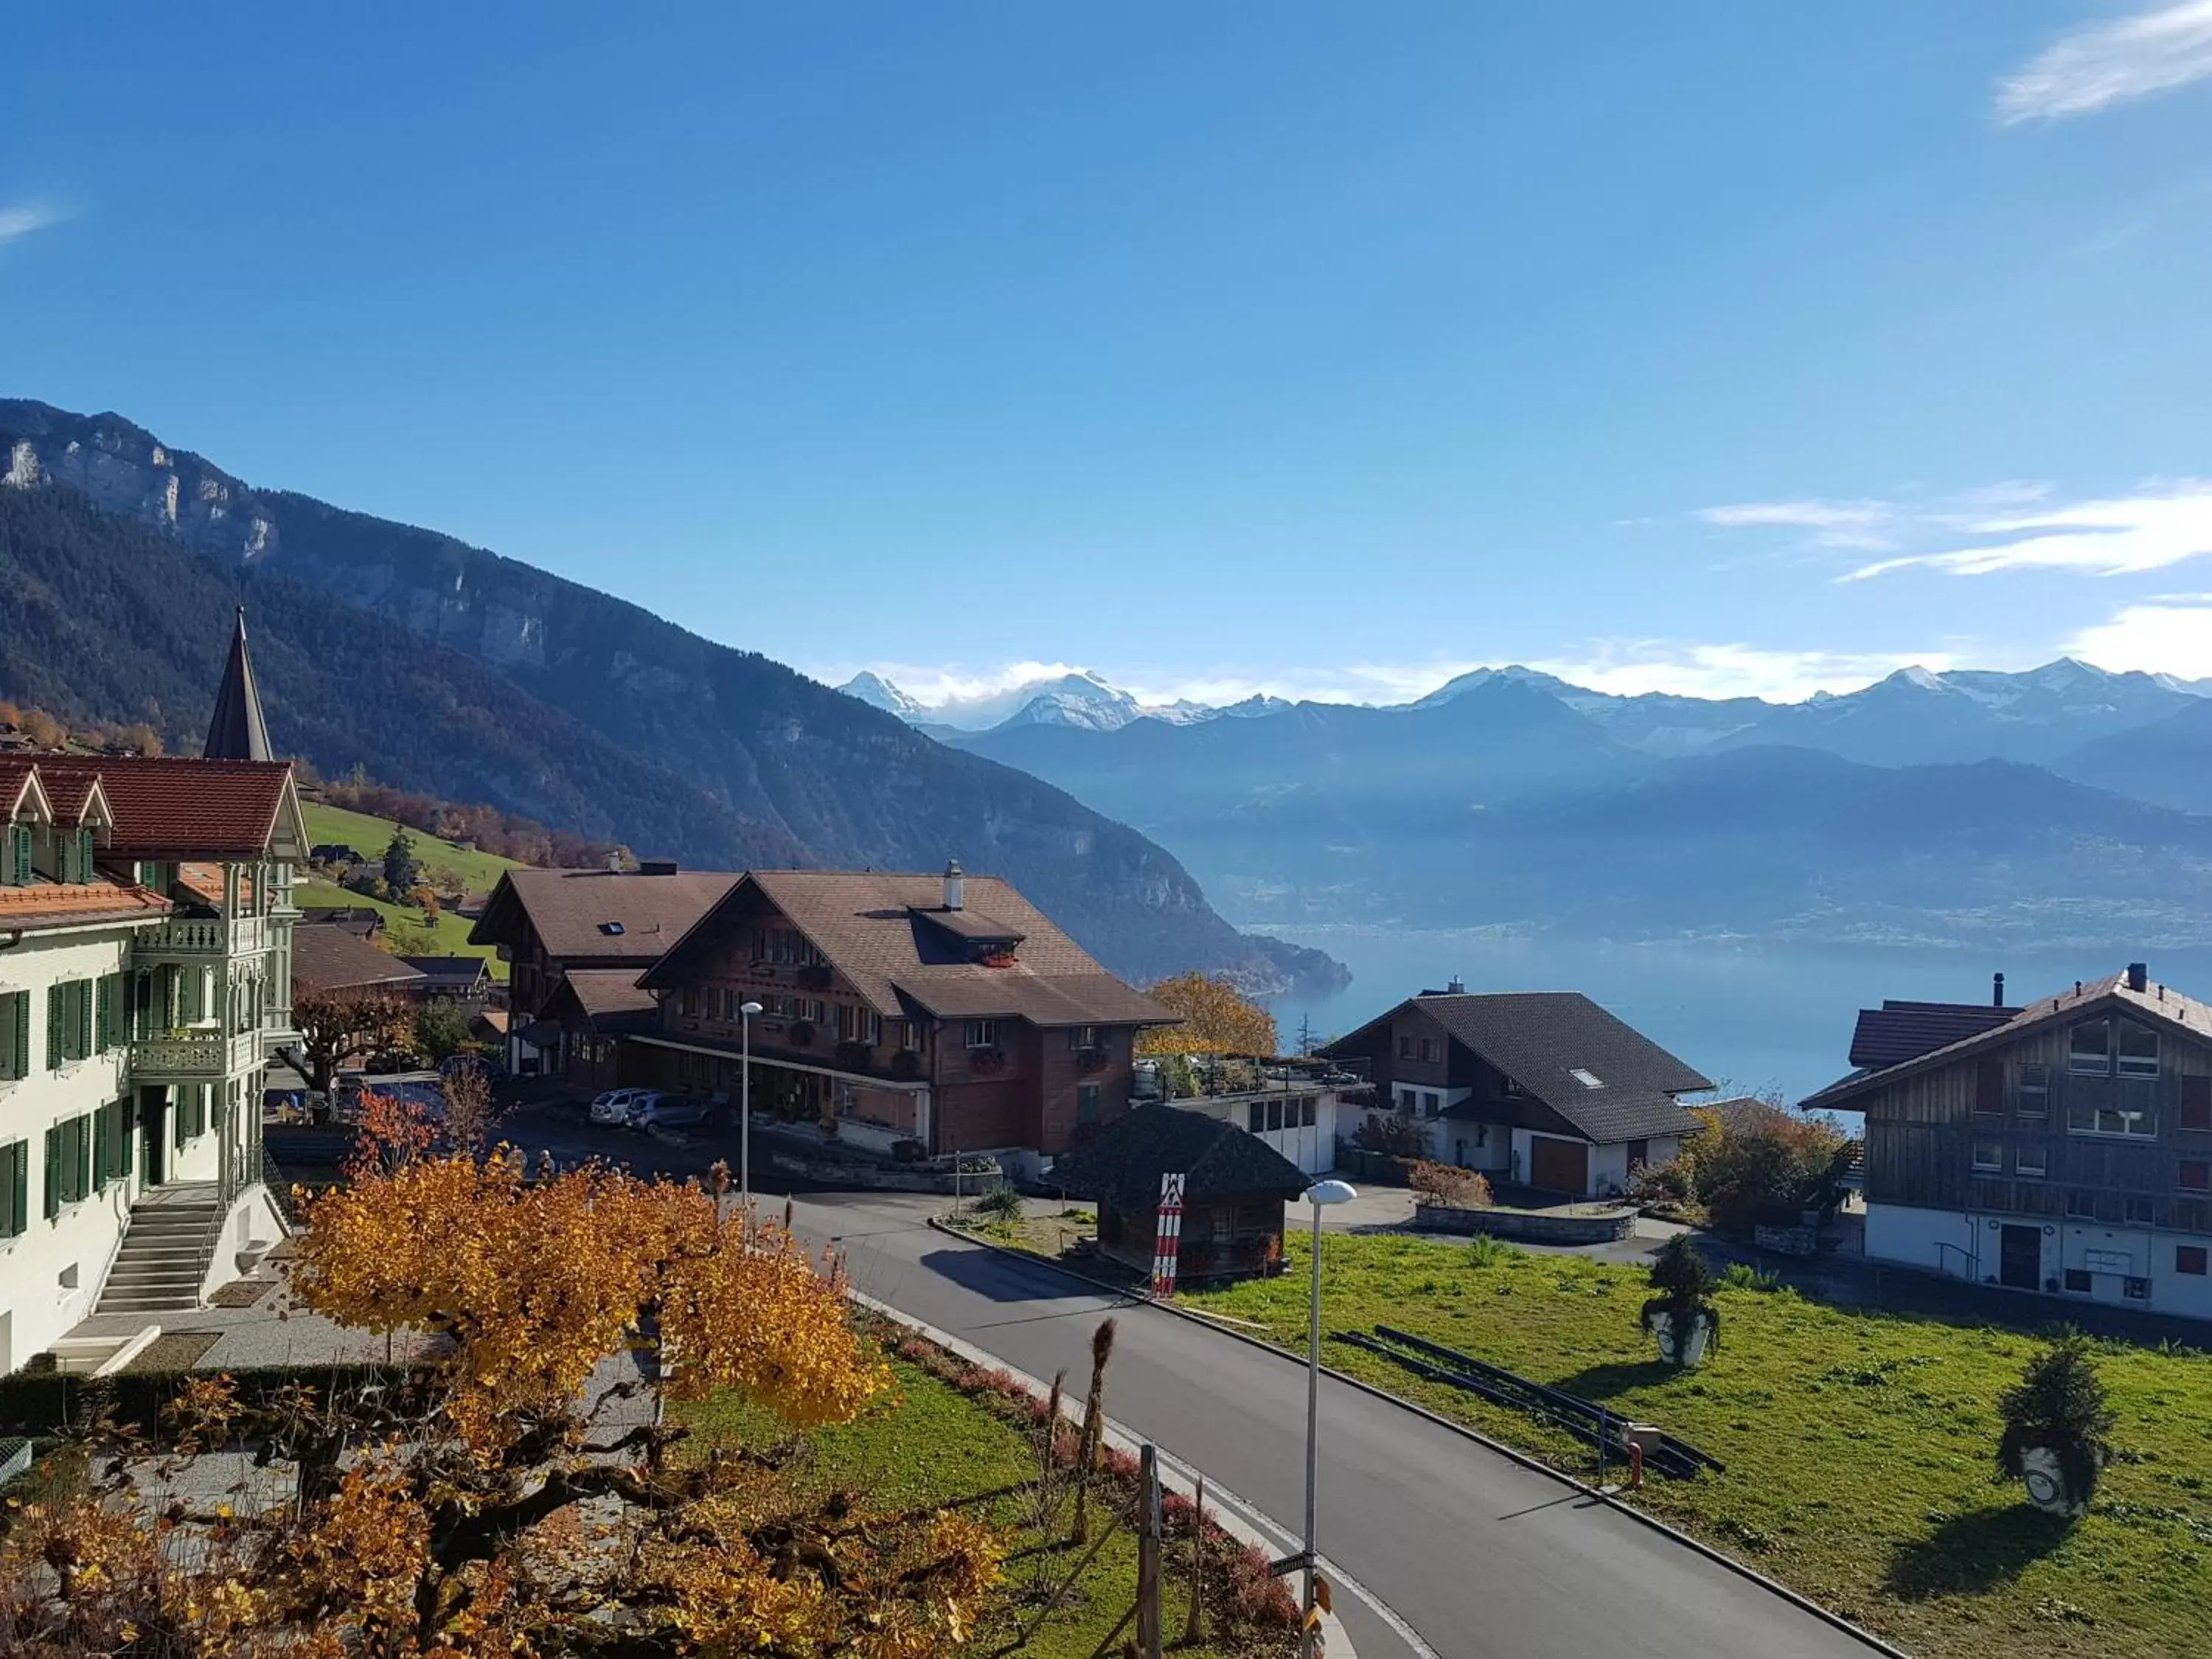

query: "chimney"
left=2127, top=961, right=2149, bottom=993
left=1992, top=972, right=2005, bottom=1007
left=944, top=858, right=964, bottom=912
left=1447, top=976, right=1466, bottom=995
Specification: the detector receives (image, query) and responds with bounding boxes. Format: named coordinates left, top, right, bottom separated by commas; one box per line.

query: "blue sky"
left=7, top=3, right=2212, bottom=706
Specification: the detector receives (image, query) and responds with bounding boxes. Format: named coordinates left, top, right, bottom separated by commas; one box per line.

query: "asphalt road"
left=788, top=1189, right=1882, bottom=1659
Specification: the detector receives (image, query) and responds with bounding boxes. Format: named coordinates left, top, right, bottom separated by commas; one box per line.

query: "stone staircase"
left=96, top=1185, right=222, bottom=1315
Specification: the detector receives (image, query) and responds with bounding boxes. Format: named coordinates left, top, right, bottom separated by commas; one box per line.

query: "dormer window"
left=599, top=921, right=625, bottom=936
left=2070, top=1016, right=2157, bottom=1079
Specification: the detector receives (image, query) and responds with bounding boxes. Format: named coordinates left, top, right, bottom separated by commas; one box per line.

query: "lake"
left=1259, top=929, right=2212, bottom=1114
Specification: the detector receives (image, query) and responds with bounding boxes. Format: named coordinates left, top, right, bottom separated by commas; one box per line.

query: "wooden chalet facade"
left=631, top=865, right=1172, bottom=1161
left=1805, top=965, right=2212, bottom=1320
left=1322, top=988, right=1711, bottom=1196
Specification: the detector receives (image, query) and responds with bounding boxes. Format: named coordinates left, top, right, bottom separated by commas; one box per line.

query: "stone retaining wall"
left=1413, top=1203, right=1636, bottom=1243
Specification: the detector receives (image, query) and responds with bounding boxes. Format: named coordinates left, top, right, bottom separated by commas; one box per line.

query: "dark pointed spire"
left=204, top=605, right=274, bottom=761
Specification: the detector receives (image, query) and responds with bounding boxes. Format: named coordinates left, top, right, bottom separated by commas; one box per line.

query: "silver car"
left=588, top=1087, right=647, bottom=1125
left=628, top=1093, right=718, bottom=1133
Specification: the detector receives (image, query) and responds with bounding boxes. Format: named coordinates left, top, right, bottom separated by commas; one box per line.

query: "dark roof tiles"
left=1048, top=1105, right=1310, bottom=1210
left=1847, top=1001, right=2020, bottom=1070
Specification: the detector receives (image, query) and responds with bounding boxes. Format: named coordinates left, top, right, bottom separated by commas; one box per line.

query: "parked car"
left=589, top=1088, right=647, bottom=1125
left=628, top=1093, right=719, bottom=1133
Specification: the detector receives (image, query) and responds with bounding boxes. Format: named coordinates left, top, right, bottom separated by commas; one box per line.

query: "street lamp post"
left=1299, top=1178, right=1357, bottom=1656
left=739, top=1001, right=764, bottom=1211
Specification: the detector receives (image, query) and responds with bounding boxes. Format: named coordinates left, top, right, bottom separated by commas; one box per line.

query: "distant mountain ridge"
left=0, top=397, right=1343, bottom=996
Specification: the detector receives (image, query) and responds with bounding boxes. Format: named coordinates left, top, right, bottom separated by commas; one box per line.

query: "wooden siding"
left=1862, top=1013, right=2212, bottom=1235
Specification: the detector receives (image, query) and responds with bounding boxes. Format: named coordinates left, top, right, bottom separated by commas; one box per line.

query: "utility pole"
left=1136, top=1444, right=1163, bottom=1659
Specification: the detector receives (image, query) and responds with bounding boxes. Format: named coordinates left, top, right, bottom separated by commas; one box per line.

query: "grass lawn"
left=295, top=880, right=509, bottom=981
left=675, top=1342, right=1280, bottom=1658
left=301, top=801, right=525, bottom=895
left=1183, top=1233, right=2212, bottom=1659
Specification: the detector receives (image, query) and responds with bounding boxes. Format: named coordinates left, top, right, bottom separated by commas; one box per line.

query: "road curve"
left=788, top=1190, right=1885, bottom=1659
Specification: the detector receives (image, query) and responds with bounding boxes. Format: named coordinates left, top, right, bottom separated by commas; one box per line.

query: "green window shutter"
left=46, top=989, right=63, bottom=1072
left=120, top=1099, right=135, bottom=1179
left=43, top=1125, right=59, bottom=1219
left=92, top=1108, right=109, bottom=1194
left=78, top=828, right=94, bottom=881
left=95, top=977, right=112, bottom=1054
left=6, top=1142, right=24, bottom=1237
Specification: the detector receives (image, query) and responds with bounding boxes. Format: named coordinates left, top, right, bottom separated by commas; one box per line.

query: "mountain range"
left=942, top=667, right=2212, bottom=950
left=839, top=668, right=1288, bottom=732
left=0, top=399, right=1341, bottom=995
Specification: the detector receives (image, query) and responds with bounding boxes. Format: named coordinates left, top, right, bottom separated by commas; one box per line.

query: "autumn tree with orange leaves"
left=1137, top=970, right=1279, bottom=1057
left=0, top=1142, right=1005, bottom=1658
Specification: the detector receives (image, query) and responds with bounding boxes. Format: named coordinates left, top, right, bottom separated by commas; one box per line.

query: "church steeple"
left=204, top=605, right=274, bottom=761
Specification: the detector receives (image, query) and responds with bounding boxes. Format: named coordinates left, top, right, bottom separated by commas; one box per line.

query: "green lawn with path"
left=294, top=881, right=509, bottom=980
left=676, top=1344, right=1278, bottom=1657
left=1182, top=1231, right=2212, bottom=1659
left=301, top=801, right=525, bottom=894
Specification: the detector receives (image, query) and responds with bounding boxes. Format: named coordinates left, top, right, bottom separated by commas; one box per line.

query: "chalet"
left=630, top=863, right=1172, bottom=1163
left=1803, top=964, right=2212, bottom=1320
left=397, top=955, right=496, bottom=1006
left=467, top=863, right=739, bottom=1075
left=538, top=969, right=658, bottom=1096
left=1321, top=986, right=1711, bottom=1196
left=1050, top=1104, right=1307, bottom=1281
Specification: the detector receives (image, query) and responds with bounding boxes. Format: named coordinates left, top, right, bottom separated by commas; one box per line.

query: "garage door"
left=1528, top=1135, right=1590, bottom=1194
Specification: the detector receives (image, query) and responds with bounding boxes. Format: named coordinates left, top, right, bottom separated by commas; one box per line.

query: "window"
left=2066, top=1189, right=2096, bottom=1217
left=1423, top=1091, right=1442, bottom=1118
left=1419, top=1038, right=1443, bottom=1064
left=2064, top=1267, right=2092, bottom=1293
left=2017, top=1063, right=2050, bottom=1118
left=1972, top=1141, right=2003, bottom=1172
left=2069, top=1020, right=2111, bottom=1076
left=0, top=989, right=27, bottom=1081
left=2180, top=1245, right=2209, bottom=1276
left=2126, top=1197, right=2157, bottom=1226
left=1265, top=1099, right=1284, bottom=1132
left=2178, top=1199, right=2212, bottom=1233
left=1397, top=1088, right=1417, bottom=1111
left=2181, top=1161, right=2211, bottom=1193
left=901, top=1020, right=927, bottom=1051
left=839, top=1005, right=883, bottom=1046
left=1300, top=1096, right=1316, bottom=1128
left=2181, top=1076, right=2212, bottom=1133
left=1973, top=1060, right=2004, bottom=1116
left=44, top=979, right=93, bottom=1071
left=43, top=1115, right=90, bottom=1217
left=2124, top=1276, right=2151, bottom=1301
left=2118, top=1020, right=2159, bottom=1079
left=1070, top=1026, right=1102, bottom=1051
left=2067, top=1088, right=2157, bottom=1138
left=0, top=1140, right=25, bottom=1235
left=964, top=1020, right=998, bottom=1050
left=2016, top=1144, right=2047, bottom=1178
left=1248, top=1102, right=1266, bottom=1133
left=1397, top=1035, right=1415, bottom=1061
left=681, top=987, right=700, bottom=1018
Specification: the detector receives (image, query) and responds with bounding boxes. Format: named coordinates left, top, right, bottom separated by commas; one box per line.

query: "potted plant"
left=1640, top=1233, right=1720, bottom=1368
left=1997, top=1335, right=2112, bottom=1518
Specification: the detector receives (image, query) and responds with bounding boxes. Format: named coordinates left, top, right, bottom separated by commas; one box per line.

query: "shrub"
left=1225, top=1543, right=1300, bottom=1627
left=1677, top=1096, right=1851, bottom=1234
left=1352, top=1113, right=1428, bottom=1158
left=1465, top=1234, right=1520, bottom=1268
left=1997, top=1335, right=2114, bottom=1511
left=1640, top=1233, right=1721, bottom=1354
left=1720, top=1262, right=1782, bottom=1293
left=1410, top=1160, right=1492, bottom=1208
left=974, top=1184, right=1025, bottom=1222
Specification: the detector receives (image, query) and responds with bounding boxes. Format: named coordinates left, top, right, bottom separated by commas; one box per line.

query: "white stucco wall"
left=1440, top=1119, right=1511, bottom=1173
left=1175, top=1093, right=1342, bottom=1177
left=0, top=924, right=141, bottom=1372
left=1867, top=1201, right=2212, bottom=1323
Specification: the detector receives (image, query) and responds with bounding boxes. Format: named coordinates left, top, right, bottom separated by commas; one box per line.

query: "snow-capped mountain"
left=835, top=669, right=1284, bottom=731
left=838, top=670, right=926, bottom=720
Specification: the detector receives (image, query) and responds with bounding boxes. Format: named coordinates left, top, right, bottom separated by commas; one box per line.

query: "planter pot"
left=1648, top=1308, right=1715, bottom=1368
left=2018, top=1446, right=2090, bottom=1517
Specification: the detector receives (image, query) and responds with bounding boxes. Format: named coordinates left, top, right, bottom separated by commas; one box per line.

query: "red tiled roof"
left=0, top=876, right=170, bottom=932
left=32, top=757, right=294, bottom=859
left=0, top=757, right=45, bottom=819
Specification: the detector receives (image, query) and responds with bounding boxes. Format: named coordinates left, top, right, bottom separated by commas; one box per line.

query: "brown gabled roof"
left=32, top=757, right=299, bottom=860
left=0, top=758, right=49, bottom=822
left=1323, top=991, right=1711, bottom=1145
left=469, top=867, right=740, bottom=961
left=291, top=926, right=428, bottom=995
left=1848, top=1000, right=2021, bottom=1069
left=544, top=967, right=659, bottom=1031
left=639, top=869, right=1173, bottom=1030
left=1801, top=971, right=2212, bottom=1112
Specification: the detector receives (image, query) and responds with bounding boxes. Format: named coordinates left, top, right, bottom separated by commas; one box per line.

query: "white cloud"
left=0, top=202, right=69, bottom=246
left=1694, top=499, right=1899, bottom=551
left=2067, top=594, right=2212, bottom=679
left=1521, top=641, right=1961, bottom=703
left=1840, top=483, right=2212, bottom=581
left=842, top=658, right=1091, bottom=707
left=1996, top=0, right=2212, bottom=124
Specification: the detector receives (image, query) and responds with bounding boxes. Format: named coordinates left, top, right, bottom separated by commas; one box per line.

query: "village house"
left=1803, top=964, right=2212, bottom=1321
left=291, top=924, right=428, bottom=1000
left=1141, top=1053, right=1370, bottom=1177
left=1321, top=984, right=1711, bottom=1196
left=467, top=863, right=740, bottom=1076
left=628, top=863, right=1172, bottom=1164
left=0, top=611, right=304, bottom=1371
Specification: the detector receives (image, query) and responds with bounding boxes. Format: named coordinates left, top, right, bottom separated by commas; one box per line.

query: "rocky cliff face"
left=0, top=399, right=1345, bottom=995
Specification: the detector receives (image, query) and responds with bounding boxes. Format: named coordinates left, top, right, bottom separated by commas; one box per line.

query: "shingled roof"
left=638, top=869, right=1172, bottom=1030
left=1326, top=991, right=1711, bottom=1144
left=469, top=868, right=741, bottom=961
left=1801, top=970, right=2212, bottom=1113
left=542, top=967, right=660, bottom=1034
left=292, top=927, right=428, bottom=996
left=1048, top=1105, right=1310, bottom=1211
left=1847, top=1000, right=2020, bottom=1070
left=32, top=757, right=303, bottom=860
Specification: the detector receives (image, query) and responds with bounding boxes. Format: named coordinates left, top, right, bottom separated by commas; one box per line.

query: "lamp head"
left=740, top=1001, right=764, bottom=1016
left=1304, top=1178, right=1357, bottom=1207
